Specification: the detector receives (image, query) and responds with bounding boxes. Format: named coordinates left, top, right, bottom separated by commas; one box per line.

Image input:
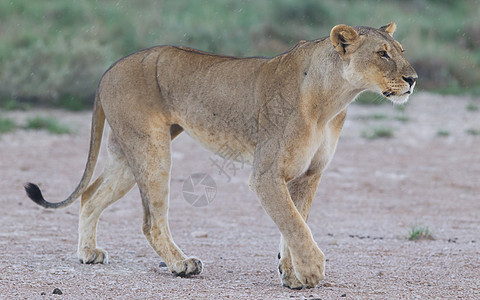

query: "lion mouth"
left=381, top=89, right=411, bottom=104
left=383, top=90, right=411, bottom=98
left=383, top=91, right=395, bottom=97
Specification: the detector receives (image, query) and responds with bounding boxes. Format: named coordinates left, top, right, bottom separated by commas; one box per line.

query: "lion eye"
left=377, top=51, right=390, bottom=59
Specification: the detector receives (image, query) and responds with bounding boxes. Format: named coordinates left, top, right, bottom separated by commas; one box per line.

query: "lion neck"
left=299, top=42, right=365, bottom=124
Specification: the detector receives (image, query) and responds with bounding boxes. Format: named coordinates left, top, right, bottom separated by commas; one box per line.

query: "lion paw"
left=278, top=259, right=304, bottom=290
left=292, top=249, right=325, bottom=288
left=171, top=257, right=203, bottom=277
left=78, top=247, right=108, bottom=264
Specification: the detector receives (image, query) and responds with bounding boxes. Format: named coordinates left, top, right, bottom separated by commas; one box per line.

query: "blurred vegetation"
left=436, top=129, right=450, bottom=137
left=361, top=126, right=395, bottom=140
left=24, top=116, right=72, bottom=134
left=0, top=116, right=16, bottom=133
left=466, top=128, right=480, bottom=136
left=1, top=0, right=479, bottom=109
left=466, top=103, right=479, bottom=111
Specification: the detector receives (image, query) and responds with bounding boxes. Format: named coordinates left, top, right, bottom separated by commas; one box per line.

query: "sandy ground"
left=0, top=92, right=479, bottom=299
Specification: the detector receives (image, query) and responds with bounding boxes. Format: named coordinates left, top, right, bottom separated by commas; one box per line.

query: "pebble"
left=191, top=231, right=208, bottom=238
left=323, top=282, right=333, bottom=287
left=52, top=288, right=62, bottom=295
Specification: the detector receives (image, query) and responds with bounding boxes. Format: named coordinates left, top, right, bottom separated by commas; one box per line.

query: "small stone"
left=191, top=231, right=208, bottom=238
left=52, top=288, right=62, bottom=295
left=159, top=261, right=167, bottom=268
left=40, top=292, right=46, bottom=296
left=341, top=294, right=346, bottom=297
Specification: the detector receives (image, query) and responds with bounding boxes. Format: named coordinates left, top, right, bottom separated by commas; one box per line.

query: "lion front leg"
left=278, top=235, right=303, bottom=289
left=277, top=112, right=346, bottom=288
left=278, top=171, right=323, bottom=288
left=251, top=170, right=325, bottom=289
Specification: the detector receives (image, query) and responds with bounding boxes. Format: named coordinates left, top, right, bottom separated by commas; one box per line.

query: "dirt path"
left=1, top=92, right=479, bottom=299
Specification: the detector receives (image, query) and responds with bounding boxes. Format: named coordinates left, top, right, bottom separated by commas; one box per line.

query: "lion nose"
left=402, top=76, right=417, bottom=88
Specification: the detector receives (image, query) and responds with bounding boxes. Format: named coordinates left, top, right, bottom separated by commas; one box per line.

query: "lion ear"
left=330, top=25, right=359, bottom=56
left=380, top=22, right=396, bottom=37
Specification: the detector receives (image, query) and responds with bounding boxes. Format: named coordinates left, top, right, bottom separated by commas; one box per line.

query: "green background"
left=1, top=0, right=479, bottom=109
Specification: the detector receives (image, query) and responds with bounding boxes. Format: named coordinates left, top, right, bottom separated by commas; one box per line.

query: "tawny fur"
left=25, top=23, right=417, bottom=289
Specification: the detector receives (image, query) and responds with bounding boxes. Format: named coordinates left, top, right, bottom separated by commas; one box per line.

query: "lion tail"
left=24, top=92, right=105, bottom=209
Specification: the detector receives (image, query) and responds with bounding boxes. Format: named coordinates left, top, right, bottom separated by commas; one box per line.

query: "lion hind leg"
left=119, top=125, right=202, bottom=277
left=78, top=133, right=136, bottom=264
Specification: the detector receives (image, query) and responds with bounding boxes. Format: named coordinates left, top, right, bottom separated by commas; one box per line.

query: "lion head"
left=330, top=22, right=418, bottom=104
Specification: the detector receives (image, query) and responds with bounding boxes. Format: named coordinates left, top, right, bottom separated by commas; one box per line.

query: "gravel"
left=0, top=92, right=479, bottom=299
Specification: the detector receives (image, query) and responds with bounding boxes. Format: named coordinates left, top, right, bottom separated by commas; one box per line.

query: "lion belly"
left=181, top=125, right=255, bottom=166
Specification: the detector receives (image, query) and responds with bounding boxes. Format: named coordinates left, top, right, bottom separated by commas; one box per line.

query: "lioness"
left=25, top=23, right=417, bottom=289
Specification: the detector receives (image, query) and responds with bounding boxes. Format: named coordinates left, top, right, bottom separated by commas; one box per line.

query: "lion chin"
left=386, top=92, right=413, bottom=104
left=393, top=94, right=412, bottom=104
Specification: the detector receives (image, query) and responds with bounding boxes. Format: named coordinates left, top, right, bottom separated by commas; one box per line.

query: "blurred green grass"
left=0, top=116, right=16, bottom=133
left=1, top=0, right=479, bottom=109
left=24, top=116, right=72, bottom=134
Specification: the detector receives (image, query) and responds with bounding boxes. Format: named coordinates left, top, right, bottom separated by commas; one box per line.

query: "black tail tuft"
left=24, top=182, right=49, bottom=208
